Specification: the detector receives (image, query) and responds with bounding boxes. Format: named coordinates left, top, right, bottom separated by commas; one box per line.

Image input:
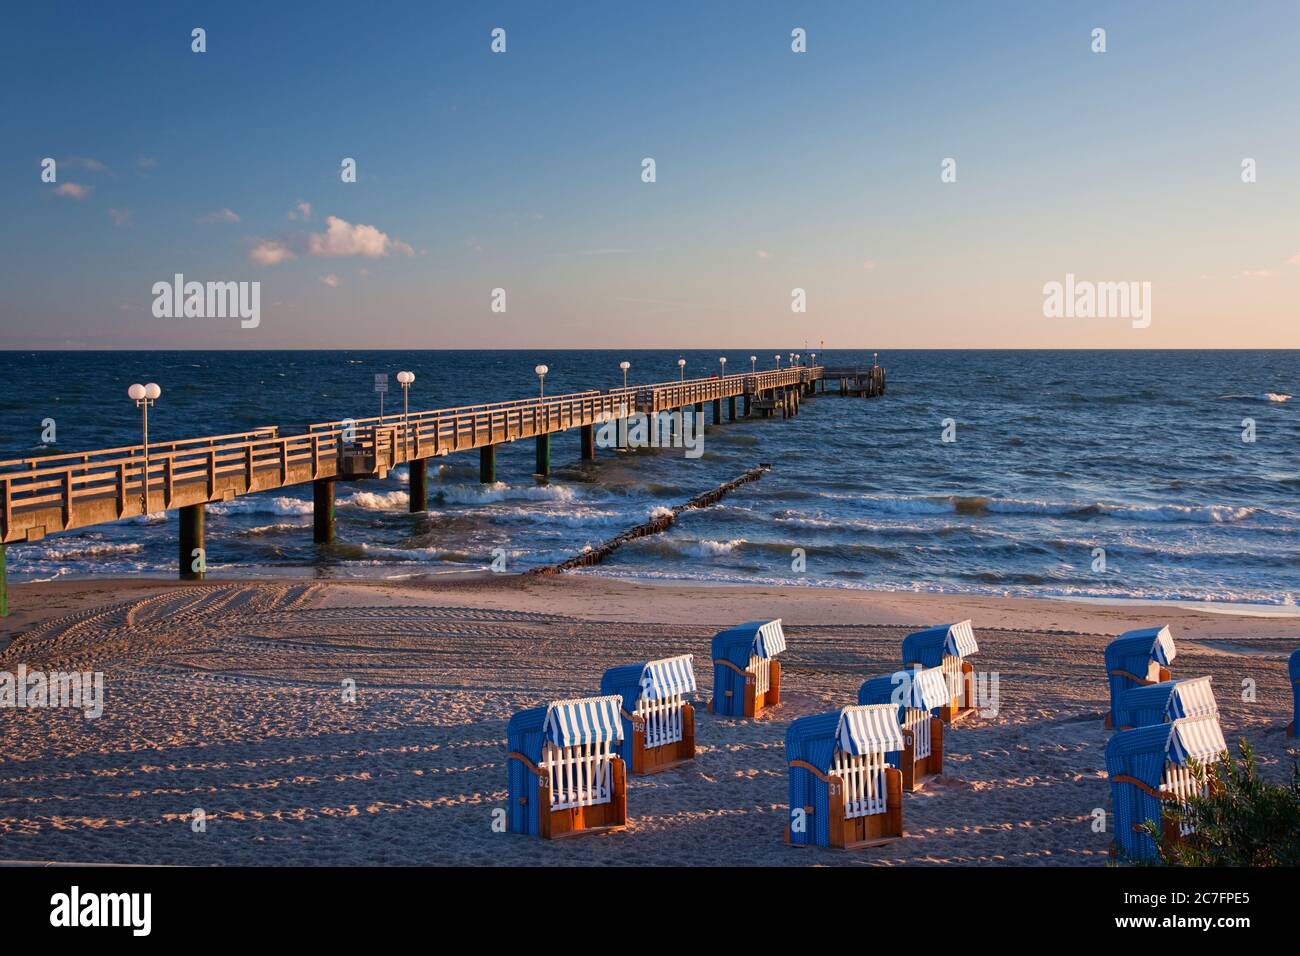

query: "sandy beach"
left=1, top=574, right=1296, bottom=866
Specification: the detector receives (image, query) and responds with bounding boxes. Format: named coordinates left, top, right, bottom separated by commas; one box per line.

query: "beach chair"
left=901, top=620, right=980, bottom=723
left=858, top=666, right=950, bottom=791
left=785, top=704, right=905, bottom=849
left=710, top=619, right=785, bottom=717
left=1103, top=626, right=1176, bottom=729
left=505, top=695, right=628, bottom=839
left=1289, top=649, right=1299, bottom=737
left=600, top=654, right=697, bottom=774
left=1113, top=676, right=1217, bottom=731
left=1105, top=713, right=1228, bottom=862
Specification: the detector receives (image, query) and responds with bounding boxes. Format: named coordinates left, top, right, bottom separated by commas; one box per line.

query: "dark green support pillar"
left=580, top=423, right=596, bottom=461
left=480, top=444, right=497, bottom=483
left=743, top=394, right=752, bottom=417
left=409, top=457, right=428, bottom=513
left=0, top=543, right=7, bottom=617
left=712, top=398, right=723, bottom=425
left=313, top=478, right=335, bottom=544
left=535, top=433, right=551, bottom=477
left=179, top=503, right=205, bottom=580
left=728, top=396, right=737, bottom=421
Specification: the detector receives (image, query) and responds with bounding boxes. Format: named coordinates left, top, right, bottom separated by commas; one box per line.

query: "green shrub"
left=1143, top=739, right=1300, bottom=866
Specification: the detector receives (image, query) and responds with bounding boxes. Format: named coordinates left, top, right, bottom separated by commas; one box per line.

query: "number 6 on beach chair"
left=857, top=666, right=950, bottom=791
left=506, top=695, right=628, bottom=839
left=1105, top=713, right=1228, bottom=862
left=901, top=620, right=980, bottom=723
left=785, top=704, right=905, bottom=849
left=600, top=654, right=697, bottom=774
left=1103, top=626, right=1176, bottom=729
left=710, top=619, right=785, bottom=717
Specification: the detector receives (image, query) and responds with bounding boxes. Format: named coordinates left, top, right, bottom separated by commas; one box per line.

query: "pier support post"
left=728, top=396, right=737, bottom=421
left=480, top=444, right=497, bottom=483
left=743, top=394, right=752, bottom=417
left=0, top=544, right=7, bottom=617
left=580, top=423, right=596, bottom=461
left=712, top=398, right=723, bottom=425
left=179, top=503, right=205, bottom=580
left=535, top=433, right=551, bottom=477
left=409, top=457, right=428, bottom=513
left=313, top=478, right=335, bottom=544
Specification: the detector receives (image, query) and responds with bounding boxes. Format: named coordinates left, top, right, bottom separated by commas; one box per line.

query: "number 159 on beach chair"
left=600, top=654, right=697, bottom=775
left=506, top=695, right=628, bottom=839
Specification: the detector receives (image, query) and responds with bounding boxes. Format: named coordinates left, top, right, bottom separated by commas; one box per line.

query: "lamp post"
left=719, top=356, right=727, bottom=377
left=396, top=371, right=415, bottom=459
left=619, top=360, right=630, bottom=389
left=775, top=353, right=781, bottom=369
left=750, top=355, right=757, bottom=373
left=677, top=358, right=686, bottom=382
left=127, top=382, right=161, bottom=514
left=810, top=352, right=816, bottom=366
left=535, top=364, right=548, bottom=398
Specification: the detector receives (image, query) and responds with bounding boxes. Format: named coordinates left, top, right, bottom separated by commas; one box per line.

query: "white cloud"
left=198, top=208, right=241, bottom=224
left=287, top=200, right=312, bottom=221
left=249, top=239, right=297, bottom=266
left=320, top=273, right=341, bottom=287
left=54, top=182, right=90, bottom=199
left=108, top=208, right=132, bottom=226
left=1239, top=270, right=1273, bottom=279
left=136, top=155, right=158, bottom=171
left=63, top=157, right=109, bottom=173
left=307, top=215, right=412, bottom=259
left=1287, top=252, right=1300, bottom=266
left=755, top=249, right=770, bottom=260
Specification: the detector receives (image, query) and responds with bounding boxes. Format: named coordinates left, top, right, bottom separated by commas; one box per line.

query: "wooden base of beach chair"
left=537, top=757, right=628, bottom=840
left=746, top=660, right=781, bottom=717
left=901, top=717, right=944, bottom=792
left=828, top=767, right=904, bottom=849
left=939, top=662, right=978, bottom=724
left=631, top=704, right=696, bottom=774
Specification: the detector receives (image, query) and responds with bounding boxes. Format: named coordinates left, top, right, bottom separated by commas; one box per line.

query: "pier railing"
left=0, top=365, right=825, bottom=544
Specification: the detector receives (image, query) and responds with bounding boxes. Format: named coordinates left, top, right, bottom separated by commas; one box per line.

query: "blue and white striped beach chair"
left=711, top=619, right=786, bottom=717
left=506, top=694, right=628, bottom=839
left=1104, top=626, right=1176, bottom=729
left=1105, top=713, right=1228, bottom=861
left=858, top=665, right=951, bottom=790
left=901, top=620, right=980, bottom=722
left=1289, top=649, right=1299, bottom=738
left=1113, top=676, right=1217, bottom=731
left=600, top=654, right=697, bottom=774
left=786, top=704, right=906, bottom=849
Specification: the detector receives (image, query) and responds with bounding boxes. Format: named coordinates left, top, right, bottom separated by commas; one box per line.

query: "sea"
left=1, top=349, right=1297, bottom=611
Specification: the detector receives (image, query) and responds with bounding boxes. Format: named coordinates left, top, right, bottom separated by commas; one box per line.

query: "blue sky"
left=2, top=1, right=1298, bottom=348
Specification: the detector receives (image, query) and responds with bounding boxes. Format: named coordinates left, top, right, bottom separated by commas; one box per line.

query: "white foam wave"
left=209, top=496, right=313, bottom=516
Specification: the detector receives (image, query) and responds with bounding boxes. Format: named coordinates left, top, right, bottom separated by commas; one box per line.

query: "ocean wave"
left=824, top=493, right=1258, bottom=524
left=436, top=482, right=579, bottom=505
left=24, top=541, right=144, bottom=560
left=209, top=496, right=313, bottom=516
left=1217, top=392, right=1292, bottom=403
left=338, top=490, right=409, bottom=510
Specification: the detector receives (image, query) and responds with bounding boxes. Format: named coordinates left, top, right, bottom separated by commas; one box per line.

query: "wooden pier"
left=0, top=360, right=887, bottom=613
